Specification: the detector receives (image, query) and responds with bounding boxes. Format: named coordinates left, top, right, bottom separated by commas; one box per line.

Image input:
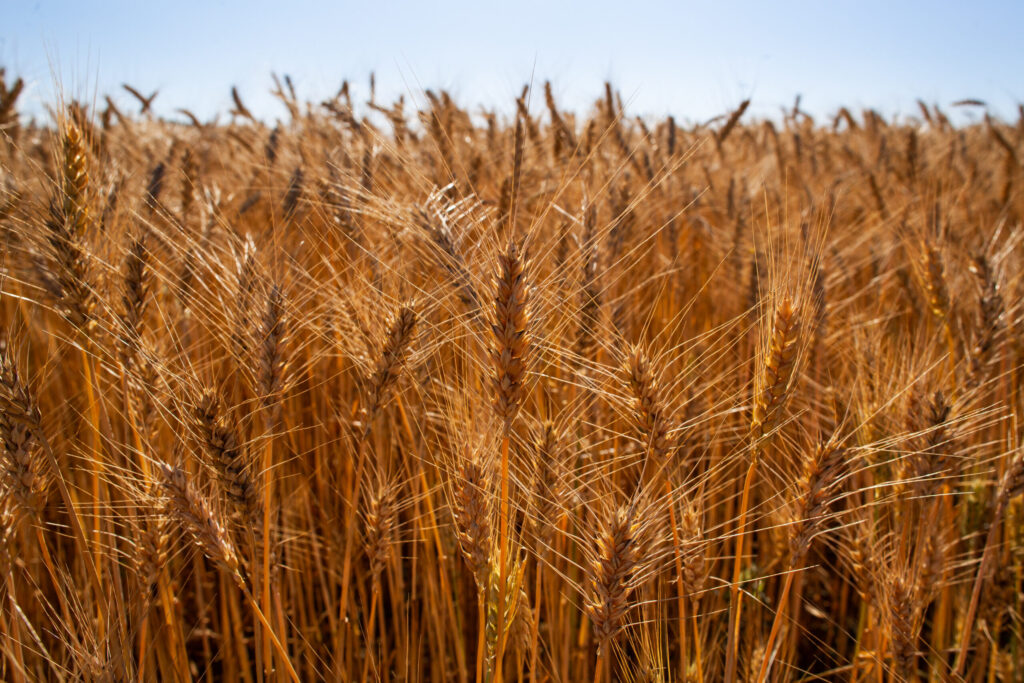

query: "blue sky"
left=2, top=0, right=1022, bottom=124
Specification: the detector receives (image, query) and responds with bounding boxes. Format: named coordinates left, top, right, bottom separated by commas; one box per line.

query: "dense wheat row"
left=0, top=70, right=1021, bottom=681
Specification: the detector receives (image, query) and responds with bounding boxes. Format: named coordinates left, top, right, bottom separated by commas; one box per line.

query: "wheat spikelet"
left=155, top=461, right=241, bottom=575
left=193, top=389, right=261, bottom=527
left=751, top=296, right=801, bottom=444
left=133, top=512, right=170, bottom=603
left=967, top=253, right=1005, bottom=387
left=489, top=241, right=532, bottom=431
left=38, top=119, right=96, bottom=330
left=999, top=450, right=1024, bottom=503
left=0, top=342, right=49, bottom=519
left=118, top=231, right=150, bottom=359
left=414, top=204, right=481, bottom=312
left=624, top=343, right=676, bottom=484
left=0, top=414, right=48, bottom=518
left=257, top=283, right=288, bottom=426
left=232, top=235, right=258, bottom=362
left=679, top=504, right=707, bottom=598
left=528, top=420, right=568, bottom=555
left=901, top=389, right=954, bottom=498
left=360, top=302, right=417, bottom=428
left=364, top=475, right=398, bottom=583
left=922, top=242, right=950, bottom=321
left=453, top=454, right=492, bottom=584
left=574, top=204, right=602, bottom=365
left=484, top=559, right=533, bottom=671
left=916, top=524, right=949, bottom=603
left=584, top=505, right=645, bottom=652
left=883, top=569, right=923, bottom=678
left=787, top=437, right=846, bottom=561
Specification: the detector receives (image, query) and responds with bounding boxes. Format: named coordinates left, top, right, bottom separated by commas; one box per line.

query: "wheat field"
left=0, top=71, right=1021, bottom=681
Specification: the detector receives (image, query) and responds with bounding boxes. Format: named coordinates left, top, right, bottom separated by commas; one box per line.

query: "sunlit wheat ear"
left=192, top=388, right=261, bottom=528
left=66, top=617, right=118, bottom=683
left=746, top=641, right=769, bottom=683
left=59, top=120, right=90, bottom=232
left=901, top=389, right=954, bottom=498
left=679, top=503, right=707, bottom=599
left=623, top=343, right=676, bottom=485
left=96, top=170, right=122, bottom=233
left=133, top=510, right=170, bottom=606
left=484, top=559, right=532, bottom=668
left=489, top=240, right=532, bottom=432
left=39, top=119, right=96, bottom=331
left=966, top=253, right=1005, bottom=387
left=1000, top=450, right=1024, bottom=503
left=584, top=505, right=646, bottom=653
left=574, top=203, right=601, bottom=365
left=882, top=567, right=924, bottom=679
left=787, top=437, right=847, bottom=561
left=751, top=295, right=801, bottom=446
left=117, top=231, right=150, bottom=362
left=155, top=461, right=241, bottom=576
left=231, top=235, right=258, bottom=363
left=841, top=509, right=880, bottom=603
left=487, top=236, right=533, bottom=680
left=0, top=347, right=48, bottom=517
left=176, top=246, right=197, bottom=307
left=452, top=453, right=492, bottom=585
left=921, top=242, right=950, bottom=321
left=732, top=291, right=802, bottom=683
left=257, top=283, right=288, bottom=428
left=363, top=474, right=398, bottom=585
left=158, top=463, right=311, bottom=683
left=916, top=523, right=950, bottom=604
left=528, top=420, right=570, bottom=557
left=0, top=411, right=49, bottom=518
left=359, top=302, right=417, bottom=431
left=413, top=205, right=480, bottom=313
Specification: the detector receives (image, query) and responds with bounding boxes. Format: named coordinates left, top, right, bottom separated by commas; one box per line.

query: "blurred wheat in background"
left=0, top=69, right=1022, bottom=682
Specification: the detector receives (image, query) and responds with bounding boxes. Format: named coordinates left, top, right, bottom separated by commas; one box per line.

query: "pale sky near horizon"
left=2, top=0, right=1022, bottom=125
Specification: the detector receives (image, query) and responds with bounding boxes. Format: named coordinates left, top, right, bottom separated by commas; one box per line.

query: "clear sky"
left=2, top=0, right=1022, bottom=124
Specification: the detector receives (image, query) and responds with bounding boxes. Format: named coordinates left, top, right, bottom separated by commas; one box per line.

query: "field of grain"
left=0, top=71, right=1021, bottom=681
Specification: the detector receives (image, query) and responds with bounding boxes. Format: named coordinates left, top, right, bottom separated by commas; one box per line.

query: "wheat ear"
left=488, top=239, right=533, bottom=681
left=155, top=461, right=300, bottom=683
left=726, top=295, right=801, bottom=683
